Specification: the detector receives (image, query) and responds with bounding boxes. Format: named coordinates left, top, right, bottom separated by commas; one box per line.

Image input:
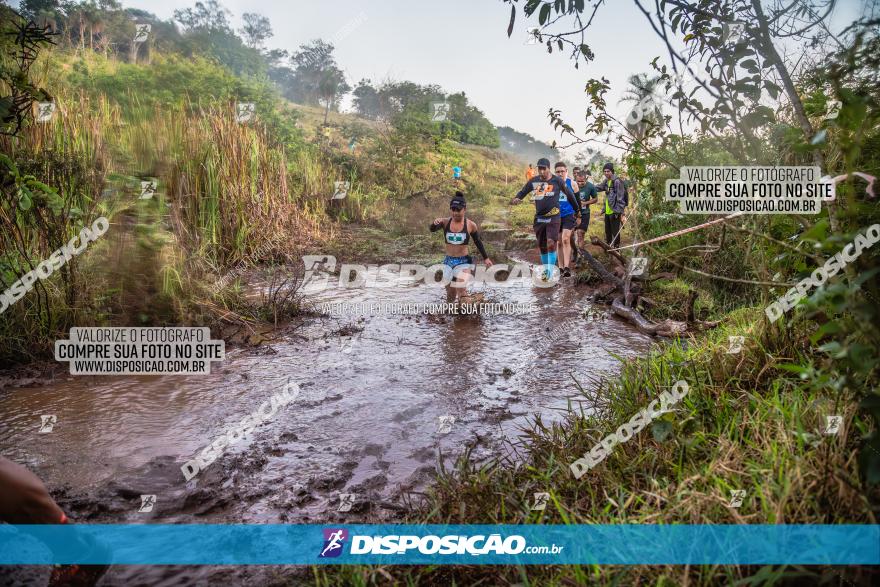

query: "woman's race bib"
left=446, top=232, right=466, bottom=244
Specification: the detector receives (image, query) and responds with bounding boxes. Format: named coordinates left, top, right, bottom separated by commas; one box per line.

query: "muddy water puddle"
left=0, top=254, right=654, bottom=585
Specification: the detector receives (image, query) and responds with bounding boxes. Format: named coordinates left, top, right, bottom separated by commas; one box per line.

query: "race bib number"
left=446, top=232, right=466, bottom=245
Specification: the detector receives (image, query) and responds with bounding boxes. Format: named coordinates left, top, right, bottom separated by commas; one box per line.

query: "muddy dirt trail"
left=0, top=251, right=655, bottom=586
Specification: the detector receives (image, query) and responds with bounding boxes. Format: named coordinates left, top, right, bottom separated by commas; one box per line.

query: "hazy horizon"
left=10, top=0, right=868, bottom=161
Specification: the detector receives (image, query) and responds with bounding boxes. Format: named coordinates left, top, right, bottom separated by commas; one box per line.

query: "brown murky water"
left=0, top=252, right=654, bottom=586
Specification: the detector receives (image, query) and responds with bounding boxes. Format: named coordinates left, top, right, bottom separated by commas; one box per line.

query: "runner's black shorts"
left=533, top=215, right=561, bottom=248
left=576, top=212, right=590, bottom=230
left=560, top=214, right=577, bottom=231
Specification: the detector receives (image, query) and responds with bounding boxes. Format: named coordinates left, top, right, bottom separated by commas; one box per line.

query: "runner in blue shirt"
left=554, top=162, right=579, bottom=278
left=572, top=169, right=598, bottom=265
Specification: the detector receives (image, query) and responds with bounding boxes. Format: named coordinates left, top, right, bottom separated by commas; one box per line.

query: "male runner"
left=510, top=158, right=579, bottom=281
left=430, top=192, right=493, bottom=302
left=554, top=162, right=579, bottom=277
left=525, top=164, right=535, bottom=181
left=573, top=170, right=598, bottom=263
left=595, top=162, right=627, bottom=248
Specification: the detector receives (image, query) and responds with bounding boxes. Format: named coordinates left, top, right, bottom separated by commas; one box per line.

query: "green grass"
left=313, top=310, right=879, bottom=586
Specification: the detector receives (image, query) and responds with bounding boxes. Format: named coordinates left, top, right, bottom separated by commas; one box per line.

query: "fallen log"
left=575, top=245, right=716, bottom=337
left=612, top=296, right=688, bottom=337
left=577, top=247, right=624, bottom=289
left=589, top=236, right=626, bottom=267
left=594, top=283, right=618, bottom=299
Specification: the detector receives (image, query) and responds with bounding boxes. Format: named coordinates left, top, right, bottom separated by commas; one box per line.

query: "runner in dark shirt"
left=510, top=157, right=579, bottom=282
left=572, top=170, right=598, bottom=264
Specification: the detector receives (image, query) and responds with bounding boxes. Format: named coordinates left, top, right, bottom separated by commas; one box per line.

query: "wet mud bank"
left=1, top=252, right=656, bottom=585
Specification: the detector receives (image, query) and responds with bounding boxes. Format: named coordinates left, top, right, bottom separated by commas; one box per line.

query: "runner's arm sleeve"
left=515, top=180, right=533, bottom=199
left=612, top=179, right=625, bottom=212
left=470, top=230, right=489, bottom=260
left=429, top=218, right=447, bottom=232
left=562, top=180, right=580, bottom=213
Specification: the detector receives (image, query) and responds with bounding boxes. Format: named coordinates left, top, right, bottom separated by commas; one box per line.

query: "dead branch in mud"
left=590, top=236, right=626, bottom=267
left=578, top=242, right=719, bottom=338
left=577, top=246, right=624, bottom=288
left=646, top=272, right=677, bottom=282
left=611, top=296, right=688, bottom=337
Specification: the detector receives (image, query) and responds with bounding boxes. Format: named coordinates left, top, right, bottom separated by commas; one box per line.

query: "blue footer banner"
left=1, top=524, right=878, bottom=565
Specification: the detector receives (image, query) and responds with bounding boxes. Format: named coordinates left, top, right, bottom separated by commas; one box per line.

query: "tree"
left=173, top=0, right=232, bottom=33
left=18, top=0, right=61, bottom=20
left=19, top=0, right=62, bottom=34
left=239, top=13, right=272, bottom=49
left=285, top=40, right=351, bottom=115
left=619, top=73, right=663, bottom=142
left=0, top=5, right=56, bottom=136
left=352, top=79, right=382, bottom=119
left=502, top=0, right=880, bottom=485
left=317, top=66, right=350, bottom=124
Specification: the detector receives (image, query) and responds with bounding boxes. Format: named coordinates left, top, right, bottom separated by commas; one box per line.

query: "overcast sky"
left=13, top=0, right=868, bottom=157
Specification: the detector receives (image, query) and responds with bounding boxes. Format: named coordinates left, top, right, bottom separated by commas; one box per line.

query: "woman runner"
left=430, top=192, right=493, bottom=302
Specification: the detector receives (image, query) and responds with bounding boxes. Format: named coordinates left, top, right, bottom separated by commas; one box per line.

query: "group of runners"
left=432, top=158, right=628, bottom=297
